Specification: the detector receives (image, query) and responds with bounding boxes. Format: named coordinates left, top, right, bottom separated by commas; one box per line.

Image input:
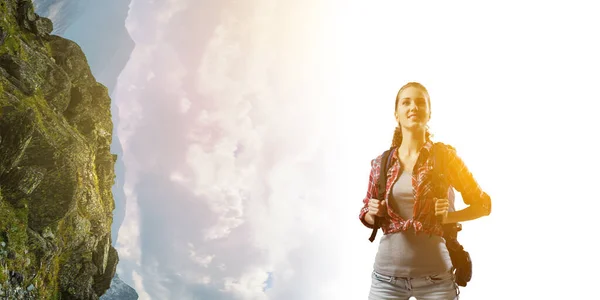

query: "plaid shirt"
left=359, top=140, right=491, bottom=237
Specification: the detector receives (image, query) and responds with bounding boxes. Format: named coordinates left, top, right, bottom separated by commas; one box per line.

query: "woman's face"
left=395, top=86, right=431, bottom=131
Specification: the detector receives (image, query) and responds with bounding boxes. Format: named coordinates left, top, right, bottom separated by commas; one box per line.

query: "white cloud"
left=113, top=0, right=357, bottom=298
left=45, top=1, right=66, bottom=22
left=114, top=186, right=142, bottom=266
left=180, top=97, right=191, bottom=113
left=146, top=72, right=155, bottom=81
left=222, top=268, right=270, bottom=300
left=132, top=270, right=151, bottom=300
left=191, top=255, right=214, bottom=268
left=169, top=171, right=188, bottom=184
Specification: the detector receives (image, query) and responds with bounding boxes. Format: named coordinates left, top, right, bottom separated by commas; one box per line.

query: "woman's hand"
left=434, top=198, right=450, bottom=222
left=367, top=199, right=388, bottom=218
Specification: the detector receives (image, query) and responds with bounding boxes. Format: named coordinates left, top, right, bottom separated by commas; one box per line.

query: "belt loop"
left=373, top=271, right=394, bottom=283
left=455, top=280, right=461, bottom=298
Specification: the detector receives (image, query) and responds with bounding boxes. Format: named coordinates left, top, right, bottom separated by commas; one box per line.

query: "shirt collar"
left=391, top=139, right=434, bottom=160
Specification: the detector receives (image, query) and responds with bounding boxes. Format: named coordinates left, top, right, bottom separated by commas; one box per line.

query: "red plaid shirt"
left=359, top=140, right=491, bottom=237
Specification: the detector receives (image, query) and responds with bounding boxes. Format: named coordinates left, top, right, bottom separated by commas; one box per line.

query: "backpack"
left=367, top=142, right=473, bottom=287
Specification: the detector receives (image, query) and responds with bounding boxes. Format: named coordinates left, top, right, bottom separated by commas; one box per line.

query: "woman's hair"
left=391, top=82, right=432, bottom=148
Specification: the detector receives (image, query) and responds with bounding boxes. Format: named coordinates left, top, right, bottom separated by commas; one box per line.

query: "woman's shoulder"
left=432, top=141, right=457, bottom=154
left=369, top=151, right=384, bottom=168
left=369, top=148, right=394, bottom=169
left=430, top=141, right=461, bottom=164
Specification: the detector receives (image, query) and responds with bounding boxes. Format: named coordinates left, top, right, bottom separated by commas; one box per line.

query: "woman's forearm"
left=364, top=213, right=375, bottom=226
left=444, top=205, right=489, bottom=224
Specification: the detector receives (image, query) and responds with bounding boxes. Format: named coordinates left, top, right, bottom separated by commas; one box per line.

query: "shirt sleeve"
left=359, top=156, right=381, bottom=229
left=444, top=145, right=492, bottom=215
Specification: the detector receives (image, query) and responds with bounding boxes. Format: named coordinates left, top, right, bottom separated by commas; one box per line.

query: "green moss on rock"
left=0, top=0, right=119, bottom=299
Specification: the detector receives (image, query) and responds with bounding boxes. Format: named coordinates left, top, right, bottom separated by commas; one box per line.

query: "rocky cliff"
left=0, top=0, right=118, bottom=299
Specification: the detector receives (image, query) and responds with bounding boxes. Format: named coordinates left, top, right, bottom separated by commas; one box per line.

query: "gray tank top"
left=373, top=170, right=453, bottom=278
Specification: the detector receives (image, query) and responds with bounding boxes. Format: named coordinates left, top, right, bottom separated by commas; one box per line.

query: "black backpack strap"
left=432, top=143, right=448, bottom=224
left=368, top=147, right=395, bottom=242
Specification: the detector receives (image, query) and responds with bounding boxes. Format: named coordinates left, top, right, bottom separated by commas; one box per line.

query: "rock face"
left=0, top=0, right=118, bottom=299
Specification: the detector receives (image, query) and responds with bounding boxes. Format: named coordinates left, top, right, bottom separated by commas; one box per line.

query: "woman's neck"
left=398, top=128, right=426, bottom=157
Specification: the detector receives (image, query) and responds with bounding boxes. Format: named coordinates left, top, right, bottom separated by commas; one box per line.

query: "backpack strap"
left=368, top=147, right=395, bottom=242
left=431, top=142, right=448, bottom=223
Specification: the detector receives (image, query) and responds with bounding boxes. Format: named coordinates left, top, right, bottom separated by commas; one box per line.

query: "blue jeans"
left=368, top=270, right=459, bottom=300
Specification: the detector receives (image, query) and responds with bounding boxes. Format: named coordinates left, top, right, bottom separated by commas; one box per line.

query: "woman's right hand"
left=367, top=199, right=388, bottom=217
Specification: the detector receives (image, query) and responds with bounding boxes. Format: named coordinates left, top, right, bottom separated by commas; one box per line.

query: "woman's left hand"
left=434, top=198, right=449, bottom=222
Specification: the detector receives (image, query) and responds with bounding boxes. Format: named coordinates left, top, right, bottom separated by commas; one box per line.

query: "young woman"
left=359, top=82, right=492, bottom=300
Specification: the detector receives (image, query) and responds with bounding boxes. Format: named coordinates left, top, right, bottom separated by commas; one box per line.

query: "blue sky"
left=40, top=0, right=600, bottom=299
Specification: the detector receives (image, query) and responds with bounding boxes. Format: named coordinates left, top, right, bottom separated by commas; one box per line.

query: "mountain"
left=97, top=273, right=138, bottom=300
left=1, top=0, right=118, bottom=298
